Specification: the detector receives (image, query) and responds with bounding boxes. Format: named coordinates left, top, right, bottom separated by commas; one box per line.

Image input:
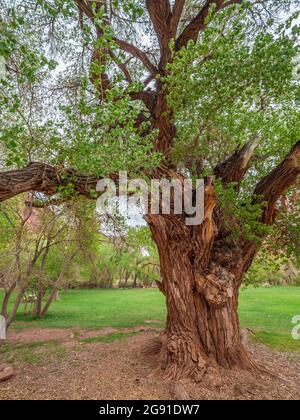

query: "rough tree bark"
left=147, top=216, right=255, bottom=382
left=0, top=162, right=108, bottom=202
left=145, top=179, right=253, bottom=382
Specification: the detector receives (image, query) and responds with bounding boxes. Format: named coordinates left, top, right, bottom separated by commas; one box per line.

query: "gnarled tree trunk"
left=147, top=212, right=255, bottom=383
left=143, top=141, right=299, bottom=383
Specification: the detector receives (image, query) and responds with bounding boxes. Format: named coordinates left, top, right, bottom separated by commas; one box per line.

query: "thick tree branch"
left=214, top=136, right=260, bottom=186
left=75, top=0, right=95, bottom=22
left=146, top=0, right=172, bottom=55
left=175, top=0, right=242, bottom=51
left=170, top=0, right=186, bottom=37
left=254, top=141, right=300, bottom=225
left=113, top=38, right=158, bottom=76
left=0, top=163, right=117, bottom=203
left=129, top=90, right=156, bottom=112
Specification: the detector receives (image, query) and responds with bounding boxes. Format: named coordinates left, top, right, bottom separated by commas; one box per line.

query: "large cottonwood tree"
left=0, top=0, right=299, bottom=383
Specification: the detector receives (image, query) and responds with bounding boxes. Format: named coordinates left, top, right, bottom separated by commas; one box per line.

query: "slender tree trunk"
left=40, top=252, right=76, bottom=317
left=6, top=287, right=25, bottom=329
left=146, top=213, right=256, bottom=383
left=1, top=283, right=16, bottom=319
left=34, top=290, right=44, bottom=317
left=124, top=271, right=130, bottom=287
left=40, top=287, right=58, bottom=318
left=132, top=273, right=138, bottom=288
left=53, top=289, right=60, bottom=301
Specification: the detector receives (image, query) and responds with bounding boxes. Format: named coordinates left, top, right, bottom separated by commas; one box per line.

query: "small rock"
left=0, top=364, right=14, bottom=383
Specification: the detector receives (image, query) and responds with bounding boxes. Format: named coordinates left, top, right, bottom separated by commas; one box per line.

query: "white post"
left=0, top=315, right=6, bottom=340
left=0, top=56, right=6, bottom=80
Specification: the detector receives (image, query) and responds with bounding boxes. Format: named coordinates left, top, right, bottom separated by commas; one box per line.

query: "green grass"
left=0, top=286, right=299, bottom=352
left=0, top=288, right=166, bottom=329
left=238, top=286, right=300, bottom=352
left=0, top=340, right=66, bottom=365
left=80, top=331, right=138, bottom=344
left=252, top=332, right=300, bottom=352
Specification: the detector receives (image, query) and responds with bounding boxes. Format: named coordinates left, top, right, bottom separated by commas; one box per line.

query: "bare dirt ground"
left=0, top=327, right=299, bottom=400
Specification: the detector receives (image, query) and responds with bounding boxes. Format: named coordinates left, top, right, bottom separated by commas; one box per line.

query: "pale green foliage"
left=245, top=251, right=300, bottom=287
left=215, top=179, right=269, bottom=243
left=245, top=195, right=300, bottom=287
left=60, top=87, right=160, bottom=177
left=95, top=226, right=159, bottom=287
left=279, top=203, right=300, bottom=265
left=269, top=196, right=300, bottom=267
left=0, top=0, right=161, bottom=175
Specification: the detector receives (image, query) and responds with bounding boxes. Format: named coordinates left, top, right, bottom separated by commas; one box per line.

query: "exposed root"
left=170, top=382, right=190, bottom=400
left=162, top=360, right=226, bottom=391
left=239, top=330, right=299, bottom=390
left=256, top=364, right=300, bottom=392
left=141, top=336, right=162, bottom=356
left=161, top=348, right=207, bottom=382
left=226, top=344, right=259, bottom=372
left=142, top=332, right=259, bottom=389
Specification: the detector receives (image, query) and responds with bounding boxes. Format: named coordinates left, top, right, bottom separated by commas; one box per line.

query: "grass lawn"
left=238, top=286, right=300, bottom=352
left=1, top=286, right=299, bottom=352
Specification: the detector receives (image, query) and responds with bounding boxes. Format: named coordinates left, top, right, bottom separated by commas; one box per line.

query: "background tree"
left=0, top=197, right=101, bottom=332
